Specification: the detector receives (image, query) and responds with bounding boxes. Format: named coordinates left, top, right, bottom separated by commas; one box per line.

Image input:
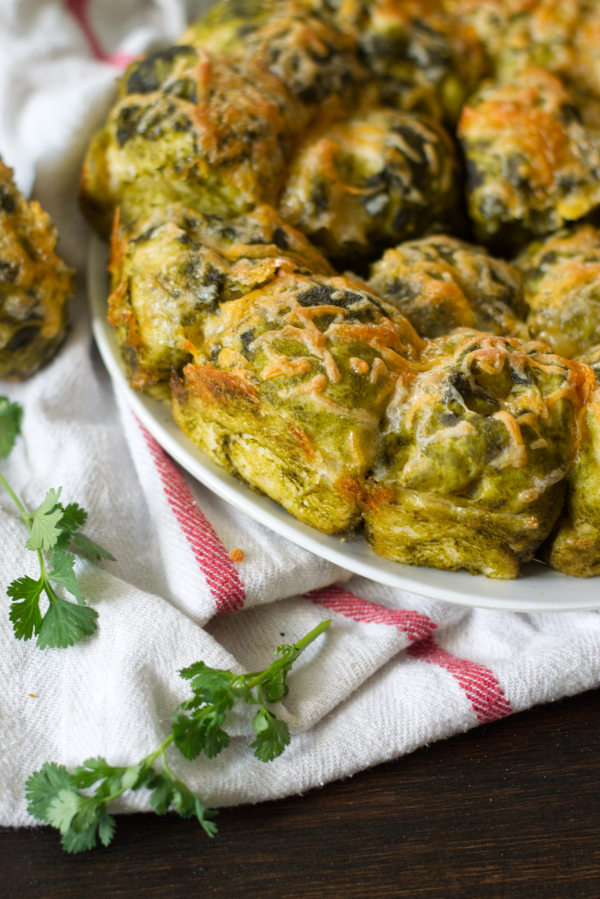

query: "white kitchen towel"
left=1, top=0, right=600, bottom=830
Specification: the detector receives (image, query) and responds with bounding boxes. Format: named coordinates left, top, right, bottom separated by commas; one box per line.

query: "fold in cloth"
left=1, top=0, right=599, bottom=829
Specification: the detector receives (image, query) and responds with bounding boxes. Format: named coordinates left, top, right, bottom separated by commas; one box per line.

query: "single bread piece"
left=328, top=0, right=487, bottom=124
left=445, top=0, right=600, bottom=127
left=108, top=205, right=334, bottom=399
left=363, top=330, right=592, bottom=577
left=516, top=225, right=600, bottom=358
left=172, top=271, right=423, bottom=533
left=80, top=47, right=293, bottom=237
left=458, top=68, right=600, bottom=253
left=0, top=158, right=72, bottom=380
left=368, top=234, right=527, bottom=339
left=280, top=107, right=459, bottom=263
left=182, top=0, right=363, bottom=126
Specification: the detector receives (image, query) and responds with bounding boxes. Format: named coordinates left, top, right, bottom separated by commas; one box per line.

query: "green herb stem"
left=293, top=618, right=332, bottom=652
left=0, top=470, right=31, bottom=529
left=243, top=619, right=331, bottom=690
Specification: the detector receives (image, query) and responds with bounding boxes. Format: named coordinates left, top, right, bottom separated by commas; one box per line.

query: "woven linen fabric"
left=1, top=0, right=600, bottom=830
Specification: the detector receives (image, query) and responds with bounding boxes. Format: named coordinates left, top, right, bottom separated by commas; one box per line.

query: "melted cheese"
left=518, top=467, right=566, bottom=503
left=425, top=420, right=477, bottom=445
left=260, top=355, right=313, bottom=380
left=491, top=410, right=528, bottom=469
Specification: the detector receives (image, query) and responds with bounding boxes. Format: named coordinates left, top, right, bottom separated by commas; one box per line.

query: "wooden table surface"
left=2, top=685, right=599, bottom=899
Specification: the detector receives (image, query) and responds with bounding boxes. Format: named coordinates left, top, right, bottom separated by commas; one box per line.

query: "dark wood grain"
left=2, top=687, right=599, bottom=899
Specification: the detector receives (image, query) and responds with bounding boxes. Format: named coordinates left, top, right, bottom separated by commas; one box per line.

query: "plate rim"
left=88, top=234, right=600, bottom=612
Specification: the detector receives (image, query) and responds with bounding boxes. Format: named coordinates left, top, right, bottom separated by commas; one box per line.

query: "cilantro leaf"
left=58, top=503, right=88, bottom=534
left=97, top=807, right=116, bottom=847
left=147, top=772, right=218, bottom=837
left=70, top=757, right=125, bottom=791
left=195, top=800, right=219, bottom=838
left=72, top=532, right=116, bottom=562
left=172, top=708, right=231, bottom=760
left=171, top=780, right=219, bottom=837
left=121, top=763, right=144, bottom=791
left=46, top=788, right=84, bottom=834
left=47, top=552, right=86, bottom=605
left=0, top=397, right=23, bottom=458
left=61, top=819, right=100, bottom=854
left=179, top=663, right=236, bottom=698
left=171, top=781, right=194, bottom=817
left=52, top=530, right=73, bottom=552
left=1, top=407, right=116, bottom=652
left=251, top=710, right=290, bottom=763
left=36, top=595, right=98, bottom=650
left=148, top=772, right=174, bottom=815
left=25, top=763, right=73, bottom=822
left=7, top=575, right=43, bottom=640
left=264, top=671, right=289, bottom=703
left=25, top=488, right=63, bottom=552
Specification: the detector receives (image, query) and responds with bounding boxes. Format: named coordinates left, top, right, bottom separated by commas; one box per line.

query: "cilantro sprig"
left=26, top=619, right=331, bottom=852
left=0, top=397, right=115, bottom=649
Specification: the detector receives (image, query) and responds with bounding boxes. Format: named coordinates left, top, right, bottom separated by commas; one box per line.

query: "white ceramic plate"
left=89, top=235, right=600, bottom=612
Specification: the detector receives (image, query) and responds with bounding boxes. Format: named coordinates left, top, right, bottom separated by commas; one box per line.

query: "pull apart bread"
left=81, top=0, right=600, bottom=578
left=0, top=159, right=72, bottom=380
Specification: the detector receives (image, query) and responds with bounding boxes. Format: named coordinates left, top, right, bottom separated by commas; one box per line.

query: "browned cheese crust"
left=325, top=0, right=487, bottom=124
left=279, top=107, right=459, bottom=263
left=458, top=68, right=600, bottom=252
left=182, top=0, right=364, bottom=126
left=108, top=205, right=334, bottom=398
left=516, top=225, right=600, bottom=358
left=364, top=329, right=593, bottom=577
left=80, top=47, right=295, bottom=237
left=172, top=271, right=423, bottom=534
left=368, top=234, right=527, bottom=339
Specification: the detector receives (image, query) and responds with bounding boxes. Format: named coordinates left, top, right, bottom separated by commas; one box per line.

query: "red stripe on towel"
left=306, top=585, right=511, bottom=723
left=305, top=585, right=436, bottom=642
left=408, top=636, right=512, bottom=723
left=66, top=0, right=133, bottom=67
left=106, top=52, right=136, bottom=68
left=66, top=0, right=107, bottom=60
left=141, top=426, right=245, bottom=614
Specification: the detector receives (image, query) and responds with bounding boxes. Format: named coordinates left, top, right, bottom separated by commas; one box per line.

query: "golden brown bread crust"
left=182, top=0, right=364, bottom=125
left=444, top=0, right=600, bottom=123
left=0, top=159, right=72, bottom=380
left=325, top=0, right=488, bottom=124
left=80, top=48, right=294, bottom=237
